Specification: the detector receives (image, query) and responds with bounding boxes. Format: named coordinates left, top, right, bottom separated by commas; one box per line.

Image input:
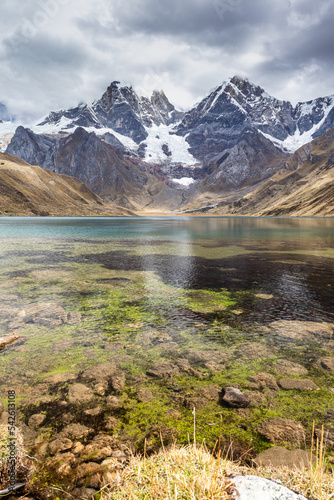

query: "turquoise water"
left=0, top=216, right=334, bottom=385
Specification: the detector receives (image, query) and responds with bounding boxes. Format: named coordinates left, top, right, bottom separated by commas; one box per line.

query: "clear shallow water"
left=0, top=216, right=334, bottom=391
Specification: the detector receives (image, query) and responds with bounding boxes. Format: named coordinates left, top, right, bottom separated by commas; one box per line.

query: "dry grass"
left=100, top=427, right=334, bottom=500
left=100, top=442, right=241, bottom=499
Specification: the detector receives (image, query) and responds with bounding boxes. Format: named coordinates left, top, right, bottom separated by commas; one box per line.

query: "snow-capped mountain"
left=3, top=76, right=334, bottom=203
left=175, top=76, right=334, bottom=159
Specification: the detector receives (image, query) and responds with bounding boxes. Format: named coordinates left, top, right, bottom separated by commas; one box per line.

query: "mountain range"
left=1, top=76, right=334, bottom=216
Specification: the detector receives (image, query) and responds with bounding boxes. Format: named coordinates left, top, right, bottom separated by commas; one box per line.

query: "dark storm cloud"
left=0, top=0, right=334, bottom=119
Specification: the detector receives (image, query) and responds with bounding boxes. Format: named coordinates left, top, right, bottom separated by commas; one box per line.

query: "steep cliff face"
left=211, top=127, right=334, bottom=217
left=6, top=126, right=183, bottom=211
left=175, top=76, right=334, bottom=157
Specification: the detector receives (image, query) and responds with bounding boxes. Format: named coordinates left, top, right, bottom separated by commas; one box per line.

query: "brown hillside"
left=0, top=153, right=134, bottom=216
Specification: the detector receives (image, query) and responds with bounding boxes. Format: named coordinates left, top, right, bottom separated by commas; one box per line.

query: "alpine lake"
left=1, top=216, right=334, bottom=477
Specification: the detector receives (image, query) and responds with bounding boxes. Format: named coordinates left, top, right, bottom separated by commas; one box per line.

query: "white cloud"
left=0, top=0, right=334, bottom=120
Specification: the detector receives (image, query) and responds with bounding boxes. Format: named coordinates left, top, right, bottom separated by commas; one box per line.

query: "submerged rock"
left=248, top=373, right=280, bottom=392
left=279, top=379, right=319, bottom=391
left=270, top=320, right=333, bottom=340
left=314, top=356, right=334, bottom=374
left=137, top=388, right=154, bottom=402
left=0, top=335, right=20, bottom=351
left=68, top=384, right=95, bottom=404
left=83, top=434, right=118, bottom=462
left=110, top=372, right=126, bottom=392
left=28, top=414, right=46, bottom=428
left=274, top=359, right=308, bottom=377
left=83, top=363, right=117, bottom=381
left=257, top=418, right=306, bottom=444
left=44, top=372, right=77, bottom=383
left=147, top=362, right=180, bottom=379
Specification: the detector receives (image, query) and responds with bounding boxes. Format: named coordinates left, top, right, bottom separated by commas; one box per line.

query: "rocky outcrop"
left=6, top=127, right=182, bottom=210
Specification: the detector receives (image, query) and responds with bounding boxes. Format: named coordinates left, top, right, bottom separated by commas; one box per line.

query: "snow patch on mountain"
left=172, top=177, right=195, bottom=187
left=0, top=121, right=18, bottom=152
left=142, top=124, right=196, bottom=165
left=260, top=98, right=334, bottom=153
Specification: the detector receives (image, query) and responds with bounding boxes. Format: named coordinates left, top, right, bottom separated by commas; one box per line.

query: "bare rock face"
left=222, top=387, right=251, bottom=408
left=255, top=446, right=313, bottom=468
left=279, top=379, right=319, bottom=391
left=257, top=418, right=306, bottom=444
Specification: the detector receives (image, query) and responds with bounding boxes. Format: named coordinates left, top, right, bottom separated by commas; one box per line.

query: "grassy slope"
left=0, top=153, right=134, bottom=216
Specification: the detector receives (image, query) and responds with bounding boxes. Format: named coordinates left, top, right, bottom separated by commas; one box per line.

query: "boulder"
left=279, top=379, right=319, bottom=391
left=68, top=384, right=95, bottom=404
left=222, top=387, right=251, bottom=408
left=232, top=475, right=307, bottom=500
left=257, top=418, right=306, bottom=444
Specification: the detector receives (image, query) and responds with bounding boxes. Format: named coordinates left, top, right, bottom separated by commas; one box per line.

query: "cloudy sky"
left=1, top=0, right=334, bottom=121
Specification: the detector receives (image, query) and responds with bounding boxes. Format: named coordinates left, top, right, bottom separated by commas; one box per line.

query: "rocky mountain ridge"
left=3, top=76, right=334, bottom=216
